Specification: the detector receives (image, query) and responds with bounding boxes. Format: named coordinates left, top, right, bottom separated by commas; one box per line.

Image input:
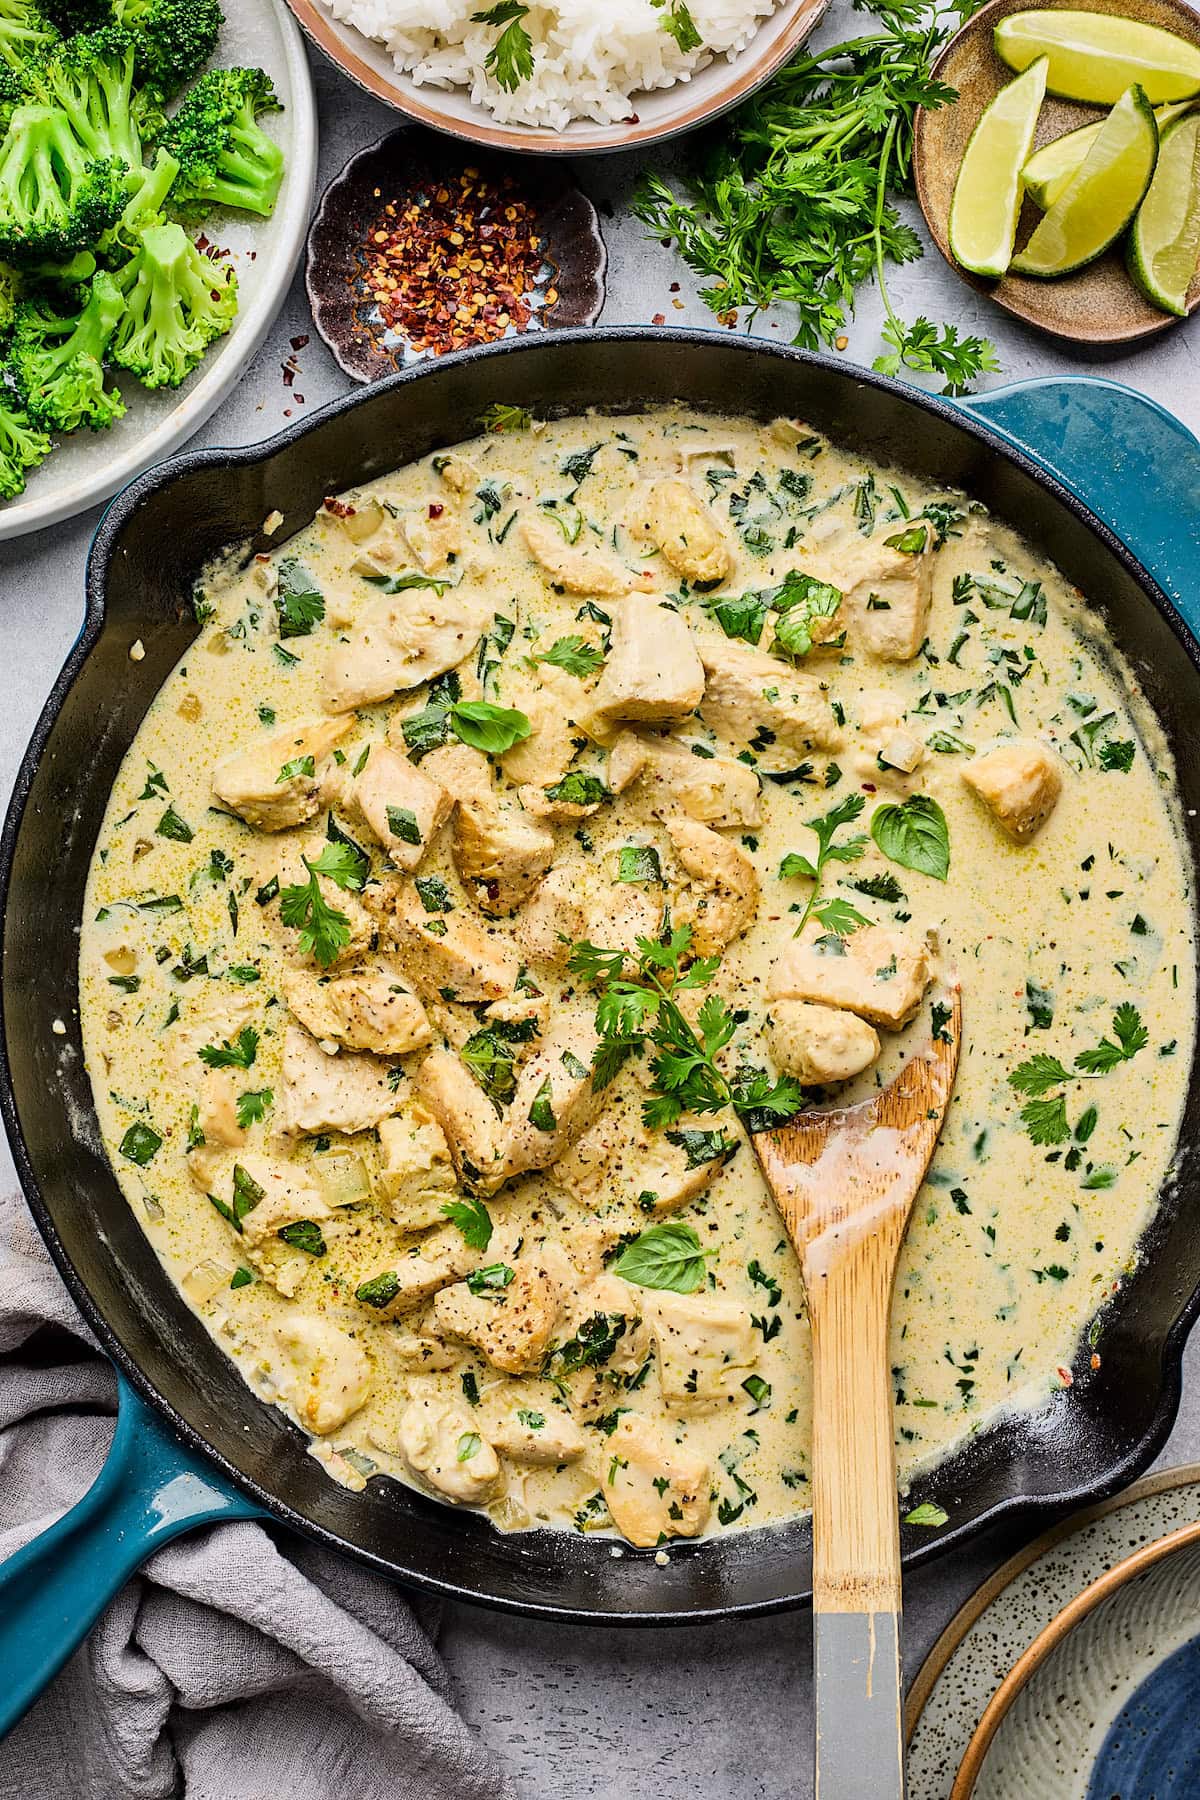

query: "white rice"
left=322, top=0, right=780, bottom=129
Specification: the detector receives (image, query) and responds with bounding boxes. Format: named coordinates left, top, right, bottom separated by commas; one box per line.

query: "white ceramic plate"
left=0, top=0, right=317, bottom=543
left=283, top=0, right=827, bottom=155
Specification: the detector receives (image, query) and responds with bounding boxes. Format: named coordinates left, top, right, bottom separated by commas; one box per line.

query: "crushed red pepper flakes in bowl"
left=305, top=128, right=606, bottom=385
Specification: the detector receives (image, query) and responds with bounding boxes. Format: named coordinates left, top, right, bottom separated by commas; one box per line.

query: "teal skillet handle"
left=959, top=375, right=1200, bottom=634
left=0, top=1372, right=265, bottom=1740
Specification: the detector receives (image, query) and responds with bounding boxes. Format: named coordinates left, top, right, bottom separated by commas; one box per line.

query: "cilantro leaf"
left=441, top=1193, right=494, bottom=1251
left=199, top=1026, right=259, bottom=1071
left=473, top=0, right=534, bottom=90
left=276, top=559, right=325, bottom=639
left=235, top=1087, right=273, bottom=1128
left=536, top=635, right=606, bottom=678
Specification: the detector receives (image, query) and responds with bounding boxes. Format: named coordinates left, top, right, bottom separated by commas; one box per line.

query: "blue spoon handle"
left=960, top=375, right=1200, bottom=628
left=0, top=1374, right=264, bottom=1740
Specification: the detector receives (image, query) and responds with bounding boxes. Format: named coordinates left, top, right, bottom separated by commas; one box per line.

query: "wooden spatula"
left=752, top=981, right=962, bottom=1800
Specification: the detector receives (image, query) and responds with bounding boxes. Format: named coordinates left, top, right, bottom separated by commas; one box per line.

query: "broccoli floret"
left=114, top=0, right=221, bottom=100
left=160, top=67, right=283, bottom=220
left=111, top=217, right=234, bottom=388
left=10, top=268, right=124, bottom=429
left=0, top=263, right=21, bottom=344
left=39, top=25, right=142, bottom=172
left=40, top=0, right=111, bottom=30
left=0, top=377, right=51, bottom=497
left=24, top=247, right=95, bottom=282
left=0, top=1, right=58, bottom=72
left=0, top=102, right=126, bottom=260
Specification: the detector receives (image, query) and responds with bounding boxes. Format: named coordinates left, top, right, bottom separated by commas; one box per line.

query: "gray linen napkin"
left=0, top=1189, right=514, bottom=1800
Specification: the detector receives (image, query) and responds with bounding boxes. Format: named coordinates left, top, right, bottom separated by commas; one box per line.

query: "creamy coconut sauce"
left=78, top=408, right=1194, bottom=1548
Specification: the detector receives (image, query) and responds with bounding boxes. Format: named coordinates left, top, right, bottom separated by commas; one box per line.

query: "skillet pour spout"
left=2, top=329, right=1200, bottom=1625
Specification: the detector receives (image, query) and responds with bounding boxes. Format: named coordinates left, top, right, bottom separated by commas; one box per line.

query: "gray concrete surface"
left=2, top=20, right=1199, bottom=1798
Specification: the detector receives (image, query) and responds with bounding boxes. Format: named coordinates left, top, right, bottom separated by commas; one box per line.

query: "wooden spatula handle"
left=809, top=1237, right=906, bottom=1800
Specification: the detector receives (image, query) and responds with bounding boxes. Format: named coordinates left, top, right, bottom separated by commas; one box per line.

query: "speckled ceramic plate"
left=305, top=129, right=606, bottom=383
left=913, top=0, right=1200, bottom=348
left=0, top=0, right=317, bottom=543
left=906, top=1464, right=1200, bottom=1799
left=282, top=0, right=828, bottom=155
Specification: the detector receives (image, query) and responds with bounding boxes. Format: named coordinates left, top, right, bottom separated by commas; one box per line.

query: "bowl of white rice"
left=284, top=0, right=829, bottom=151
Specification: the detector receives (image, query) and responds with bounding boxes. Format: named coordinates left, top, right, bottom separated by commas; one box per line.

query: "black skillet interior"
left=4, top=330, right=1199, bottom=1623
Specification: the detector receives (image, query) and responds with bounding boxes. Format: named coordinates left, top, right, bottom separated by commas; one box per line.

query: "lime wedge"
left=950, top=59, right=1049, bottom=276
left=1023, top=101, right=1192, bottom=208
left=1128, top=109, right=1200, bottom=313
left=995, top=10, right=1200, bottom=105
left=1011, top=84, right=1158, bottom=276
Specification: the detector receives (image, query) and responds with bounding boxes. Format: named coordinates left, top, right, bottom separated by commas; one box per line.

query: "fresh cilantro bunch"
left=632, top=0, right=1000, bottom=392
left=569, top=921, right=806, bottom=1130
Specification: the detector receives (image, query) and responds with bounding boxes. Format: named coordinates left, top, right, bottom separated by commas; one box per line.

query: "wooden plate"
left=913, top=0, right=1200, bottom=347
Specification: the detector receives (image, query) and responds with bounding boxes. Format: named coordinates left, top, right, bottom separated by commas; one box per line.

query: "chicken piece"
left=323, top=588, right=489, bottom=713
left=413, top=1046, right=508, bottom=1190
left=636, top=478, right=734, bottom=584
left=606, top=1415, right=710, bottom=1547
left=646, top=1291, right=759, bottom=1407
left=588, top=594, right=705, bottom=728
left=170, top=995, right=261, bottom=1153
left=552, top=1099, right=733, bottom=1219
left=354, top=1225, right=478, bottom=1317
left=767, top=999, right=880, bottom=1084
left=769, top=922, right=932, bottom=1031
left=618, top=734, right=762, bottom=829
left=268, top=836, right=376, bottom=970
left=483, top=989, right=550, bottom=1036
left=487, top=1404, right=586, bottom=1467
left=400, top=500, right=461, bottom=572
left=376, top=1104, right=457, bottom=1231
left=212, top=717, right=352, bottom=832
left=349, top=744, right=454, bottom=869
left=397, top=1396, right=502, bottom=1503
left=271, top=1314, right=372, bottom=1436
left=432, top=1243, right=573, bottom=1374
left=820, top=524, right=935, bottom=661
left=518, top=778, right=607, bottom=825
left=388, top=1335, right=461, bottom=1371
left=282, top=964, right=431, bottom=1058
left=414, top=742, right=491, bottom=806
left=513, top=863, right=586, bottom=968
left=220, top=1153, right=335, bottom=1296
left=500, top=668, right=590, bottom=788
left=521, top=513, right=653, bottom=597
left=962, top=740, right=1062, bottom=844
left=695, top=635, right=840, bottom=759
left=555, top=1272, right=655, bottom=1380
left=435, top=453, right=479, bottom=494
left=452, top=792, right=555, bottom=917
left=278, top=1022, right=403, bottom=1137
left=665, top=815, right=759, bottom=956
left=373, top=881, right=519, bottom=1003
left=491, top=1007, right=604, bottom=1183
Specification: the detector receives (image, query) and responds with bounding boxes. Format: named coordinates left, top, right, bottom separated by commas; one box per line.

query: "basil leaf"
left=617, top=844, right=663, bottom=885
left=277, top=1219, right=327, bottom=1256
left=869, top=795, right=950, bottom=881
left=386, top=805, right=422, bottom=847
left=356, top=1271, right=400, bottom=1308
left=450, top=700, right=531, bottom=755
left=119, top=1121, right=161, bottom=1166
left=612, top=1222, right=707, bottom=1293
left=467, top=1262, right=515, bottom=1295
left=903, top=1501, right=949, bottom=1527
left=544, top=771, right=607, bottom=807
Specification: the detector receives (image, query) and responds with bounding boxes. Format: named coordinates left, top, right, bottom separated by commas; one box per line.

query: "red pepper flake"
left=323, top=496, right=355, bottom=518
left=291, top=334, right=309, bottom=351
left=1057, top=1366, right=1074, bottom=1387
left=651, top=312, right=665, bottom=326
left=428, top=502, right=444, bottom=518
left=355, top=161, right=559, bottom=358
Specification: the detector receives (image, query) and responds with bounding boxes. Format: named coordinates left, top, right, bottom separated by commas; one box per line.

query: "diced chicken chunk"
left=435, top=454, right=478, bottom=494
left=432, top=1244, right=573, bottom=1374
left=323, top=588, right=490, bottom=713
left=696, top=636, right=840, bottom=756
left=553, top=1098, right=733, bottom=1219
left=521, top=514, right=653, bottom=597
left=415, top=742, right=491, bottom=806
left=220, top=1154, right=334, bottom=1296
left=637, top=478, right=733, bottom=583
left=588, top=594, right=705, bottom=728
left=606, top=1414, right=710, bottom=1547
left=397, top=1397, right=501, bottom=1503
left=819, top=525, right=935, bottom=661
left=500, top=668, right=590, bottom=788
left=767, top=999, right=880, bottom=1084
left=492, top=1008, right=604, bottom=1182
left=769, top=922, right=932, bottom=1031
left=279, top=1022, right=403, bottom=1137
left=349, top=744, right=453, bottom=869
left=487, top=1405, right=586, bottom=1467
left=414, top=1046, right=508, bottom=1190
left=376, top=1104, right=457, bottom=1231
left=646, top=1291, right=758, bottom=1407
left=453, top=793, right=555, bottom=917
left=271, top=1314, right=372, bottom=1435
left=374, top=881, right=519, bottom=1003
left=962, top=740, right=1062, bottom=843
left=170, top=995, right=260, bottom=1152
left=212, top=717, right=351, bottom=832
left=354, top=1226, right=478, bottom=1317
left=282, top=964, right=432, bottom=1057
left=615, top=733, right=762, bottom=829
left=400, top=500, right=461, bottom=572
left=514, top=862, right=585, bottom=968
left=665, top=815, right=759, bottom=955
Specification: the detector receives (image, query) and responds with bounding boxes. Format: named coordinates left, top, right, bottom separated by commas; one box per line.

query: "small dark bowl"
left=306, top=128, right=607, bottom=382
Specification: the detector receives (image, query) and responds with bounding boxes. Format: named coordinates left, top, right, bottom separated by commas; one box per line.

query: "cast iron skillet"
left=3, top=329, right=1200, bottom=1625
